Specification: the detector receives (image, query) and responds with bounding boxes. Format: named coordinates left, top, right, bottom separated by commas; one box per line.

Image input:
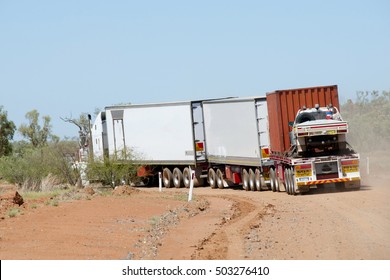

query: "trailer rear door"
left=191, top=101, right=207, bottom=163
left=255, top=98, right=271, bottom=161
left=111, top=110, right=125, bottom=154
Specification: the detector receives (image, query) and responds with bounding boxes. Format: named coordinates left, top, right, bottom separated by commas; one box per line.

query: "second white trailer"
left=203, top=97, right=273, bottom=190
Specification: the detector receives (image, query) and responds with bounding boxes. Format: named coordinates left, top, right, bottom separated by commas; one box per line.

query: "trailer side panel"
left=105, top=103, right=197, bottom=165
left=203, top=97, right=269, bottom=166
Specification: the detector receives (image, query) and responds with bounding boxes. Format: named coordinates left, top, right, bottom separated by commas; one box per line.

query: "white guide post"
left=158, top=172, right=162, bottom=192
left=188, top=168, right=195, bottom=202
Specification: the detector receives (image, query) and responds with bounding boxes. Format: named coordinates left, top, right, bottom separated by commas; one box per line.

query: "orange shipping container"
left=266, top=85, right=340, bottom=154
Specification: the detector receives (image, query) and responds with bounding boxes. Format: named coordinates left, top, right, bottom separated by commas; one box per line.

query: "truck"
left=91, top=100, right=214, bottom=188
left=266, top=85, right=361, bottom=194
left=202, top=97, right=273, bottom=191
left=91, top=85, right=360, bottom=194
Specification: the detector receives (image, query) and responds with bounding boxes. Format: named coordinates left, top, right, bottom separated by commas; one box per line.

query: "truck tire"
left=285, top=168, right=291, bottom=195
left=173, top=168, right=184, bottom=188
left=270, top=168, right=276, bottom=192
left=163, top=168, right=173, bottom=188
left=275, top=175, right=281, bottom=192
left=183, top=167, right=191, bottom=188
left=255, top=168, right=264, bottom=191
left=208, top=168, right=217, bottom=189
left=249, top=169, right=256, bottom=191
left=216, top=169, right=224, bottom=189
left=242, top=169, right=250, bottom=191
left=289, top=168, right=296, bottom=195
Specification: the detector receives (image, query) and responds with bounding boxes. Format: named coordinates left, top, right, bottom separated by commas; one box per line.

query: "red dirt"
left=0, top=173, right=389, bottom=260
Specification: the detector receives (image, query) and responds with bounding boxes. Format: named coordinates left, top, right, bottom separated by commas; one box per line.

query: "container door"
left=111, top=110, right=125, bottom=155
left=191, top=102, right=206, bottom=163
left=255, top=99, right=271, bottom=163
left=101, top=115, right=109, bottom=157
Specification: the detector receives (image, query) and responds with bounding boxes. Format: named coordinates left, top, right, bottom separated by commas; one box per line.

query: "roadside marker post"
left=158, top=172, right=162, bottom=192
left=188, top=168, right=195, bottom=202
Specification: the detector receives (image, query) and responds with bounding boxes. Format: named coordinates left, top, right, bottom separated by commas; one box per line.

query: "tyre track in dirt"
left=191, top=194, right=277, bottom=260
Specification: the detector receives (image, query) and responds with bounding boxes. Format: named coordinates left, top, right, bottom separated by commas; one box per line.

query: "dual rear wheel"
left=285, top=167, right=296, bottom=195
left=208, top=168, right=225, bottom=189
left=163, top=167, right=198, bottom=188
left=243, top=168, right=265, bottom=191
left=269, top=168, right=280, bottom=192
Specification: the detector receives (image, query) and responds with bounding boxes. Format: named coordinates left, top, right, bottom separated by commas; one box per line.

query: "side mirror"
left=288, top=121, right=294, bottom=127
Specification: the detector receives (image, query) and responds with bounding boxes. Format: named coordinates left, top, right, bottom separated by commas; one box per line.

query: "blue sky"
left=1, top=0, right=389, bottom=139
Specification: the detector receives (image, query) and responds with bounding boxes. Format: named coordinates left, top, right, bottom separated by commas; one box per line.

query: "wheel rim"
left=208, top=169, right=216, bottom=189
left=216, top=169, right=224, bottom=189
left=173, top=168, right=183, bottom=188
left=242, top=169, right=249, bottom=191
left=270, top=169, right=275, bottom=192
left=163, top=168, right=172, bottom=188
left=255, top=169, right=261, bottom=191
left=183, top=168, right=191, bottom=188
left=249, top=169, right=255, bottom=191
left=290, top=168, right=296, bottom=195
left=285, top=169, right=291, bottom=194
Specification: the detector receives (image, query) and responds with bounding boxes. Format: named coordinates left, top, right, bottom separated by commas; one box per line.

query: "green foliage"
left=46, top=199, right=59, bottom=207
left=19, top=109, right=59, bottom=148
left=342, top=90, right=390, bottom=153
left=0, top=141, right=79, bottom=191
left=0, top=106, right=16, bottom=157
left=86, top=148, right=141, bottom=187
left=7, top=208, right=22, bottom=218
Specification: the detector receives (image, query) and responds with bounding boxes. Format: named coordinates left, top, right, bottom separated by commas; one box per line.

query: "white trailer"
left=202, top=97, right=273, bottom=190
left=91, top=100, right=212, bottom=188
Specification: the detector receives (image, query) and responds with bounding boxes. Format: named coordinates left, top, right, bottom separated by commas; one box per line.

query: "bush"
left=7, top=208, right=22, bottom=218
left=86, top=149, right=141, bottom=187
left=0, top=141, right=79, bottom=191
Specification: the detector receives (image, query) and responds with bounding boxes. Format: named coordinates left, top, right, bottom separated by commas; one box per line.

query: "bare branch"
left=60, top=117, right=82, bottom=131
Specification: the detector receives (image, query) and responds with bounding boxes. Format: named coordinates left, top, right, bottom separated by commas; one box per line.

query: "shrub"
left=86, top=148, right=141, bottom=187
left=0, top=141, right=79, bottom=191
left=7, top=208, right=21, bottom=218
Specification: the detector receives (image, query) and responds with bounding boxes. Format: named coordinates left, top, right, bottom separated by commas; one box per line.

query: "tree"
left=342, top=90, right=390, bottom=152
left=19, top=109, right=58, bottom=147
left=0, top=106, right=16, bottom=157
left=61, top=113, right=91, bottom=149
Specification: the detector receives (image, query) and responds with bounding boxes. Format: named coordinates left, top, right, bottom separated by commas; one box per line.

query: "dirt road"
left=0, top=174, right=389, bottom=260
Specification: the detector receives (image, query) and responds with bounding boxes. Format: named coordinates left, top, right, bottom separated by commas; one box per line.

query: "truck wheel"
left=249, top=169, right=256, bottom=191
left=163, top=168, right=173, bottom=188
left=275, top=175, right=281, bottom=192
left=242, top=169, right=250, bottom=191
left=255, top=168, right=264, bottom=191
left=183, top=167, right=191, bottom=188
left=289, top=168, right=296, bottom=195
left=173, top=168, right=184, bottom=188
left=216, top=169, right=224, bottom=189
left=285, top=168, right=291, bottom=195
left=270, top=169, right=276, bottom=192
left=208, top=168, right=217, bottom=189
